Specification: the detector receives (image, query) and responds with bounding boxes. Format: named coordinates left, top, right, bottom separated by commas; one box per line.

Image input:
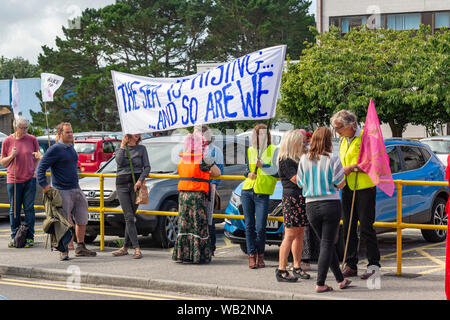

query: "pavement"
left=0, top=218, right=447, bottom=300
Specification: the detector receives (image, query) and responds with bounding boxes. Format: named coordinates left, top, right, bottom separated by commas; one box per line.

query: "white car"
left=420, top=136, right=450, bottom=167
left=237, top=130, right=286, bottom=145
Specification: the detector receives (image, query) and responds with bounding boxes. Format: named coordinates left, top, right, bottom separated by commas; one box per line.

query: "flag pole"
left=341, top=170, right=359, bottom=270
left=13, top=131, right=16, bottom=220
left=44, top=102, right=50, bottom=147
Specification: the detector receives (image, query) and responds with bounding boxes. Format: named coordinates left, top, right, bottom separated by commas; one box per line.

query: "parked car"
left=224, top=138, right=448, bottom=255
left=73, top=131, right=152, bottom=141
left=237, top=129, right=286, bottom=145
left=0, top=136, right=56, bottom=216
left=420, top=136, right=450, bottom=167
left=79, top=134, right=250, bottom=247
left=74, top=138, right=121, bottom=173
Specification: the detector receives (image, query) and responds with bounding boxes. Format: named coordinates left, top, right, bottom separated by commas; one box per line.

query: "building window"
left=387, top=13, right=421, bottom=30
left=330, top=17, right=339, bottom=28
left=435, top=12, right=450, bottom=29
left=341, top=16, right=367, bottom=33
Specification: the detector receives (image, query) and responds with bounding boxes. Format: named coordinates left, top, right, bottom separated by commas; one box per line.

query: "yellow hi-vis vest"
left=242, top=145, right=278, bottom=195
left=339, top=132, right=375, bottom=191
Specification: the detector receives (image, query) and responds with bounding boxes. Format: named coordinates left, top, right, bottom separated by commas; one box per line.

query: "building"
left=0, top=78, right=41, bottom=134
left=316, top=0, right=449, bottom=138
left=317, top=0, right=450, bottom=33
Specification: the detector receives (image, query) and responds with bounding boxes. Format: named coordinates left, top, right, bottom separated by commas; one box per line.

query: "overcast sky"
left=0, top=0, right=316, bottom=65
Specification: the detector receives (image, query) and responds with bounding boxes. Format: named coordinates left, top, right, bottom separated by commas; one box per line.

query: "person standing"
left=331, top=109, right=381, bottom=279
left=37, top=122, right=96, bottom=261
left=242, top=124, right=279, bottom=269
left=199, top=125, right=224, bottom=256
left=297, top=127, right=352, bottom=293
left=275, top=130, right=310, bottom=282
left=0, top=117, right=41, bottom=248
left=111, top=134, right=150, bottom=259
left=172, top=132, right=221, bottom=264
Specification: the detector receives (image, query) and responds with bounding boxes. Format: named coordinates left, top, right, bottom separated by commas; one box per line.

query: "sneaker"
left=25, top=239, right=34, bottom=248
left=75, top=243, right=97, bottom=257
left=8, top=239, right=14, bottom=248
left=59, top=251, right=69, bottom=261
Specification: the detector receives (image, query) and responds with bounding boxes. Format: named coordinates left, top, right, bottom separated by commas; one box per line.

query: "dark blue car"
left=224, top=138, right=448, bottom=254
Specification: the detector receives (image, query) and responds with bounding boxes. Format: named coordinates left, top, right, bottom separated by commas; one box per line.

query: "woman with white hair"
left=0, top=116, right=41, bottom=248
left=275, top=130, right=310, bottom=282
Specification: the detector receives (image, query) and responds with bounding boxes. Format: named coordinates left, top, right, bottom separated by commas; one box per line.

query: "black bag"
left=14, top=224, right=29, bottom=248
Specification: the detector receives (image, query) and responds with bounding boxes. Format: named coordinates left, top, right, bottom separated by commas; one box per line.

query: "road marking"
left=0, top=277, right=197, bottom=300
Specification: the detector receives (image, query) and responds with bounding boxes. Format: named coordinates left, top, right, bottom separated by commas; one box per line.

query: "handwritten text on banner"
left=112, top=45, right=286, bottom=134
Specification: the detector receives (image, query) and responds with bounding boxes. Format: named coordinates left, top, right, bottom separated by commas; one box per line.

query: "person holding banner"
left=331, top=109, right=381, bottom=280
left=275, top=130, right=310, bottom=282
left=297, top=127, right=351, bottom=292
left=1, top=117, right=41, bottom=248
left=199, top=125, right=224, bottom=257
left=112, top=134, right=150, bottom=259
left=242, top=124, right=279, bottom=269
left=173, top=131, right=221, bottom=264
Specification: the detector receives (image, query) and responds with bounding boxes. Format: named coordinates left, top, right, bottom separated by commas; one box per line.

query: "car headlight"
left=230, top=192, right=241, bottom=208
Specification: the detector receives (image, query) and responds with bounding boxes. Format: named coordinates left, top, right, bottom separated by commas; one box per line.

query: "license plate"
left=266, top=219, right=278, bottom=229
left=88, top=213, right=100, bottom=222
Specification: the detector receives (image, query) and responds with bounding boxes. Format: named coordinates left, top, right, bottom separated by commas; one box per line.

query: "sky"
left=0, top=0, right=316, bottom=65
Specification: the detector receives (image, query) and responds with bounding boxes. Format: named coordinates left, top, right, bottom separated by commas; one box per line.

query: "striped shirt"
left=297, top=153, right=345, bottom=203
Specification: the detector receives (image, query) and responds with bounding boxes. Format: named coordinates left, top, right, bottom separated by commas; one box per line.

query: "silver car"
left=420, top=136, right=450, bottom=167
left=80, top=135, right=249, bottom=247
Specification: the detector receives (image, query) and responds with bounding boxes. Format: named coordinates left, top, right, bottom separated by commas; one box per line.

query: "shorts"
left=59, top=188, right=89, bottom=225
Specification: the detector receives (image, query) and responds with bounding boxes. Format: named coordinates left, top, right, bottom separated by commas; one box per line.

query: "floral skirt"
left=172, top=191, right=211, bottom=264
left=281, top=194, right=308, bottom=228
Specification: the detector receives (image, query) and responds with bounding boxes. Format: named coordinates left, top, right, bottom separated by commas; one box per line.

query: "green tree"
left=0, top=56, right=41, bottom=79
left=279, top=26, right=450, bottom=136
left=201, top=0, right=315, bottom=62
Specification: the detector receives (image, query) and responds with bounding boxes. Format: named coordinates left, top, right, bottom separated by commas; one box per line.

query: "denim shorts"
left=58, top=188, right=89, bottom=225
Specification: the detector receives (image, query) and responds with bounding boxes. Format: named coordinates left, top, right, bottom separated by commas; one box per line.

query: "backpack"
left=14, top=224, right=29, bottom=248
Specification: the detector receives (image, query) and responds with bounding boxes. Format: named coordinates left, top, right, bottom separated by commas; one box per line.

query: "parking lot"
left=0, top=215, right=445, bottom=300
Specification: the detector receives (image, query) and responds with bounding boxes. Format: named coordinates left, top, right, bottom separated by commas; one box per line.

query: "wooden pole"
left=341, top=170, right=359, bottom=270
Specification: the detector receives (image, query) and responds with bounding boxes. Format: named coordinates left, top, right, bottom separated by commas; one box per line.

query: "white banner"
left=41, top=73, right=64, bottom=102
left=112, top=45, right=287, bottom=134
left=11, top=76, right=20, bottom=119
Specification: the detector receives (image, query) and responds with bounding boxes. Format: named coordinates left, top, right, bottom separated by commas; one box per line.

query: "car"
left=420, top=136, right=450, bottom=167
left=224, top=138, right=448, bottom=255
left=73, top=131, right=153, bottom=141
left=74, top=138, right=121, bottom=173
left=237, top=130, right=286, bottom=146
left=0, top=136, right=56, bottom=216
left=79, top=134, right=250, bottom=247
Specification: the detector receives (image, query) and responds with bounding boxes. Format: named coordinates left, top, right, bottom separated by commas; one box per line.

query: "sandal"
left=316, top=285, right=333, bottom=293
left=293, top=267, right=311, bottom=280
left=339, top=279, right=352, bottom=289
left=275, top=269, right=298, bottom=282
left=112, top=247, right=128, bottom=256
left=132, top=249, right=143, bottom=259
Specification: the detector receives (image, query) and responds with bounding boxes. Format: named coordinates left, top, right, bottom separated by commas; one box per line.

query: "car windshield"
left=421, top=140, right=450, bottom=154
left=74, top=142, right=96, bottom=154
left=99, top=142, right=184, bottom=174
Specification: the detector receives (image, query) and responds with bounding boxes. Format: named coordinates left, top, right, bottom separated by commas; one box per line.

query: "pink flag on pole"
left=357, top=99, right=394, bottom=197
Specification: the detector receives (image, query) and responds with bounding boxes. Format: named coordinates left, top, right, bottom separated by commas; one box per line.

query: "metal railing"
left=0, top=171, right=447, bottom=276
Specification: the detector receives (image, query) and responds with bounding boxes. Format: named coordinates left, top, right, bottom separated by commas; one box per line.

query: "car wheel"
left=239, top=243, right=248, bottom=254
left=84, top=232, right=98, bottom=244
left=152, top=199, right=178, bottom=248
left=421, top=197, right=447, bottom=242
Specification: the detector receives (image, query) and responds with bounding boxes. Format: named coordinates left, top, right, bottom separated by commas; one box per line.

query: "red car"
left=74, top=138, right=121, bottom=173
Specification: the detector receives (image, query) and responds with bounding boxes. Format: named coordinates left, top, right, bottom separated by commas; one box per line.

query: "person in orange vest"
left=172, top=130, right=221, bottom=264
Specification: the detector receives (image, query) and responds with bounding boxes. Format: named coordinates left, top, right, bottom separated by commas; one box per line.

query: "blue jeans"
left=7, top=178, right=36, bottom=240
left=241, top=189, right=270, bottom=255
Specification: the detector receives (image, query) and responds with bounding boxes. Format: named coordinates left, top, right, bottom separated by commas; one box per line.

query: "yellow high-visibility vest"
left=242, top=145, right=278, bottom=195
left=339, top=132, right=375, bottom=190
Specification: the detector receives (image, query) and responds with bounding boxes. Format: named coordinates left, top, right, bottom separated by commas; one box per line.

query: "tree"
left=201, top=0, right=315, bottom=62
left=278, top=26, right=450, bottom=136
left=0, top=56, right=41, bottom=79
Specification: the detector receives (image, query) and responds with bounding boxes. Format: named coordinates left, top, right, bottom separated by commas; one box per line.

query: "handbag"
left=126, top=144, right=149, bottom=205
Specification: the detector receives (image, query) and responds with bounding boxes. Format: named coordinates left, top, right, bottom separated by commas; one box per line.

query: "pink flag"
left=357, top=99, right=395, bottom=197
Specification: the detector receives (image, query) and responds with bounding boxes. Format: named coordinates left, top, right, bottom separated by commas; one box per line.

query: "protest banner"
left=41, top=73, right=64, bottom=102
left=112, top=45, right=287, bottom=134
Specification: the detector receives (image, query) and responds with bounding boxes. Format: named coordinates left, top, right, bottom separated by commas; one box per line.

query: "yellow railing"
left=0, top=171, right=447, bottom=276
